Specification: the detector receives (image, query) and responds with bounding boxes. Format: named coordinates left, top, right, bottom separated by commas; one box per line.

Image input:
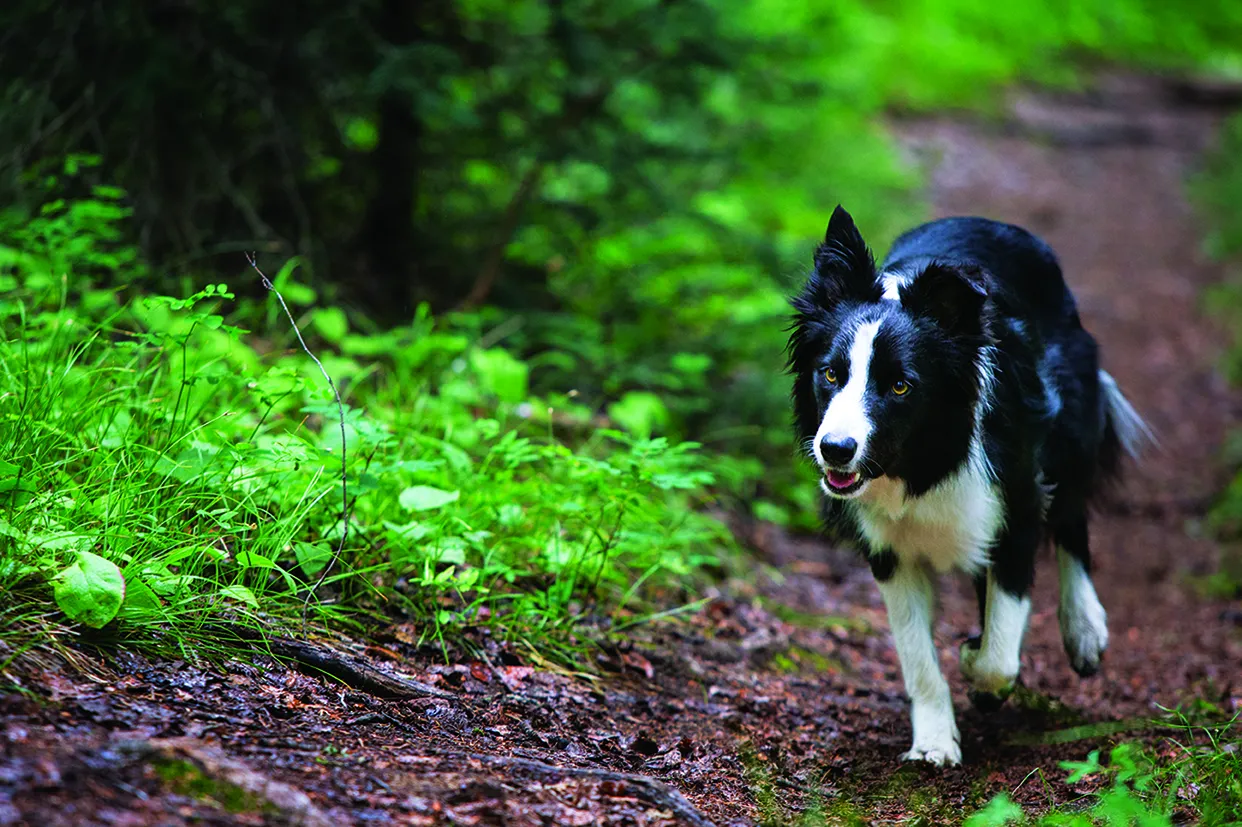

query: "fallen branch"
left=415, top=749, right=718, bottom=827
left=260, top=634, right=456, bottom=700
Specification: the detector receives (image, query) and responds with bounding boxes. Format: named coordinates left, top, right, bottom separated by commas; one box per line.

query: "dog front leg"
left=960, top=518, right=1038, bottom=703
left=960, top=570, right=1031, bottom=702
left=872, top=552, right=960, bottom=766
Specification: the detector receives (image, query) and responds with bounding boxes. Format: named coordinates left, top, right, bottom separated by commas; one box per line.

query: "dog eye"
left=892, top=379, right=911, bottom=396
left=823, top=367, right=838, bottom=384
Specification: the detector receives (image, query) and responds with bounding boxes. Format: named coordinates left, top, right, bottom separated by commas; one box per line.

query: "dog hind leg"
left=1055, top=517, right=1108, bottom=676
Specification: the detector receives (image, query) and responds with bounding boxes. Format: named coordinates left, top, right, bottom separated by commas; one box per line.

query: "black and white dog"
left=787, top=207, right=1150, bottom=766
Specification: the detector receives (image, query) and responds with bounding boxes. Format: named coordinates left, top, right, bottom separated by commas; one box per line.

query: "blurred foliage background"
left=3, top=0, right=1242, bottom=646
left=3, top=0, right=1242, bottom=527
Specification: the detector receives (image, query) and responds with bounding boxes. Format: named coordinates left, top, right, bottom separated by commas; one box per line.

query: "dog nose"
left=820, top=436, right=858, bottom=466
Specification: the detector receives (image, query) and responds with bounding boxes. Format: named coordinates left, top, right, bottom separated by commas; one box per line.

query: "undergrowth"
left=1193, top=113, right=1242, bottom=598
left=967, top=711, right=1242, bottom=827
left=0, top=161, right=731, bottom=661
left=748, top=711, right=1240, bottom=826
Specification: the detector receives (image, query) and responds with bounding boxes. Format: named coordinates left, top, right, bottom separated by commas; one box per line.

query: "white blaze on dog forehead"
left=813, top=319, right=882, bottom=466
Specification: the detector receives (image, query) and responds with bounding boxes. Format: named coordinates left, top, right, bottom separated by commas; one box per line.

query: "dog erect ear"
left=899, top=262, right=988, bottom=336
left=806, top=205, right=879, bottom=306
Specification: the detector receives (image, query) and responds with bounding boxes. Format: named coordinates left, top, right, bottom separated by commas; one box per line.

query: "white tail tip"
left=1099, top=370, right=1156, bottom=458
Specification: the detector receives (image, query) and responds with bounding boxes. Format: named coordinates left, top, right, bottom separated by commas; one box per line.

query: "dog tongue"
left=826, top=470, right=859, bottom=489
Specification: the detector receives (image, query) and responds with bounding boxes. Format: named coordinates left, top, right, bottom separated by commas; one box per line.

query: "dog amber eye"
left=823, top=367, right=837, bottom=384
left=892, top=379, right=911, bottom=396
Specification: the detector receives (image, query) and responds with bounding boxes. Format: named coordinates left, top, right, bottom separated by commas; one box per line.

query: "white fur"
left=960, top=571, right=1031, bottom=694
left=855, top=441, right=1003, bottom=575
left=876, top=563, right=960, bottom=766
left=813, top=319, right=881, bottom=467
left=1098, top=369, right=1155, bottom=457
left=1057, top=549, right=1108, bottom=674
left=879, top=271, right=910, bottom=301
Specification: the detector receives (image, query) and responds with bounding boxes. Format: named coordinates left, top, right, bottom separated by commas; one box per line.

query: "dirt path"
left=3, top=73, right=1241, bottom=827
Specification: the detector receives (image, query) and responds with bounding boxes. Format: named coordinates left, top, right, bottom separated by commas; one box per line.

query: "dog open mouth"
left=823, top=469, right=865, bottom=495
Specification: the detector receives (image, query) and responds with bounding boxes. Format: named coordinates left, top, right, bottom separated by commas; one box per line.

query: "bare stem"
left=244, top=253, right=349, bottom=608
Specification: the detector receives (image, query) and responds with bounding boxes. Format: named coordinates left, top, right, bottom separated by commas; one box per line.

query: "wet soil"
left=4, top=73, right=1242, bottom=826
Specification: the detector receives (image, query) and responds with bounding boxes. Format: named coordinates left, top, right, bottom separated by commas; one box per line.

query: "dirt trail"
left=3, top=73, right=1240, bottom=827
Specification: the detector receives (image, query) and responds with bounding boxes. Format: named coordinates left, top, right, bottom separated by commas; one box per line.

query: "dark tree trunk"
left=352, top=0, right=422, bottom=322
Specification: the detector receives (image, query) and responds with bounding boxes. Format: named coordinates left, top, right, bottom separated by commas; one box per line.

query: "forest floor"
left=4, top=73, right=1242, bottom=826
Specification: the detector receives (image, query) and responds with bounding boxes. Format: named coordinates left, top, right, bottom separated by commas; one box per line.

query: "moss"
left=765, top=644, right=846, bottom=676
left=153, top=758, right=269, bottom=815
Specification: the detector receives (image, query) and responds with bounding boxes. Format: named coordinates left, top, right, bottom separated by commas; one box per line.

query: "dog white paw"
left=906, top=699, right=961, bottom=766
left=959, top=640, right=1017, bottom=696
left=902, top=741, right=961, bottom=766
left=1058, top=551, right=1108, bottom=677
left=1060, top=604, right=1108, bottom=677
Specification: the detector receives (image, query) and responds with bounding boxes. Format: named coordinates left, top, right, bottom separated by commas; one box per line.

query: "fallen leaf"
left=622, top=651, right=654, bottom=680
left=500, top=666, right=534, bottom=691
left=365, top=645, right=402, bottom=662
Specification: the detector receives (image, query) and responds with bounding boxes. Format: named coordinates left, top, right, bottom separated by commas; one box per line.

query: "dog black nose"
left=820, top=436, right=858, bottom=466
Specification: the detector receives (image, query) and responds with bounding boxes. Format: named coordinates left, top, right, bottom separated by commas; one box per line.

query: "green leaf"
left=964, top=794, right=1024, bottom=827
left=236, top=551, right=276, bottom=569
left=312, top=307, right=349, bottom=342
left=399, top=486, right=460, bottom=512
left=218, top=584, right=258, bottom=608
left=118, top=576, right=163, bottom=620
left=294, top=541, right=332, bottom=577
left=53, top=551, right=126, bottom=629
left=607, top=391, right=669, bottom=440
left=470, top=348, right=529, bottom=403
left=270, top=257, right=314, bottom=305
left=1061, top=750, right=1104, bottom=784
left=343, top=117, right=379, bottom=151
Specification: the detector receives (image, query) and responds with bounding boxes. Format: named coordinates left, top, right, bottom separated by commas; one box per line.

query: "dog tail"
left=1097, top=370, right=1156, bottom=477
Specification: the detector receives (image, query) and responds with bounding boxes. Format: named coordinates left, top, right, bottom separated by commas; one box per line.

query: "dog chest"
left=854, top=461, right=1004, bottom=574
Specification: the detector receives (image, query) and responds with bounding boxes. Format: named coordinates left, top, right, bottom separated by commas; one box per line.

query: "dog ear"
left=899, top=262, right=988, bottom=336
left=807, top=205, right=878, bottom=306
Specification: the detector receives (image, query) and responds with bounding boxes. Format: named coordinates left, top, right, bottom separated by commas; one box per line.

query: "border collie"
left=787, top=207, right=1150, bottom=766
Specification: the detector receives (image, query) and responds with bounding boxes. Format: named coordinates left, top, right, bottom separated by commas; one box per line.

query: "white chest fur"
left=852, top=449, right=1004, bottom=574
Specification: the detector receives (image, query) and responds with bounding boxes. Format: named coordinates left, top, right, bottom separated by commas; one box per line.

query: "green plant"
left=0, top=174, right=734, bottom=661
left=967, top=712, right=1242, bottom=826
left=1192, top=112, right=1242, bottom=595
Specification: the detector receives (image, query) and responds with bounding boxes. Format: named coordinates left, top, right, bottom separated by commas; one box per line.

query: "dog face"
left=788, top=207, right=990, bottom=499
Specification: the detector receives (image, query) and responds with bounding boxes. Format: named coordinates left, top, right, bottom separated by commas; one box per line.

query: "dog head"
left=788, top=206, right=991, bottom=500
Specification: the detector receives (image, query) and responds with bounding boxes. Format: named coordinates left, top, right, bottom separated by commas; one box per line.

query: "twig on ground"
left=244, top=253, right=349, bottom=606
left=359, top=711, right=713, bottom=824
left=252, top=633, right=456, bottom=700
left=412, top=749, right=718, bottom=827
